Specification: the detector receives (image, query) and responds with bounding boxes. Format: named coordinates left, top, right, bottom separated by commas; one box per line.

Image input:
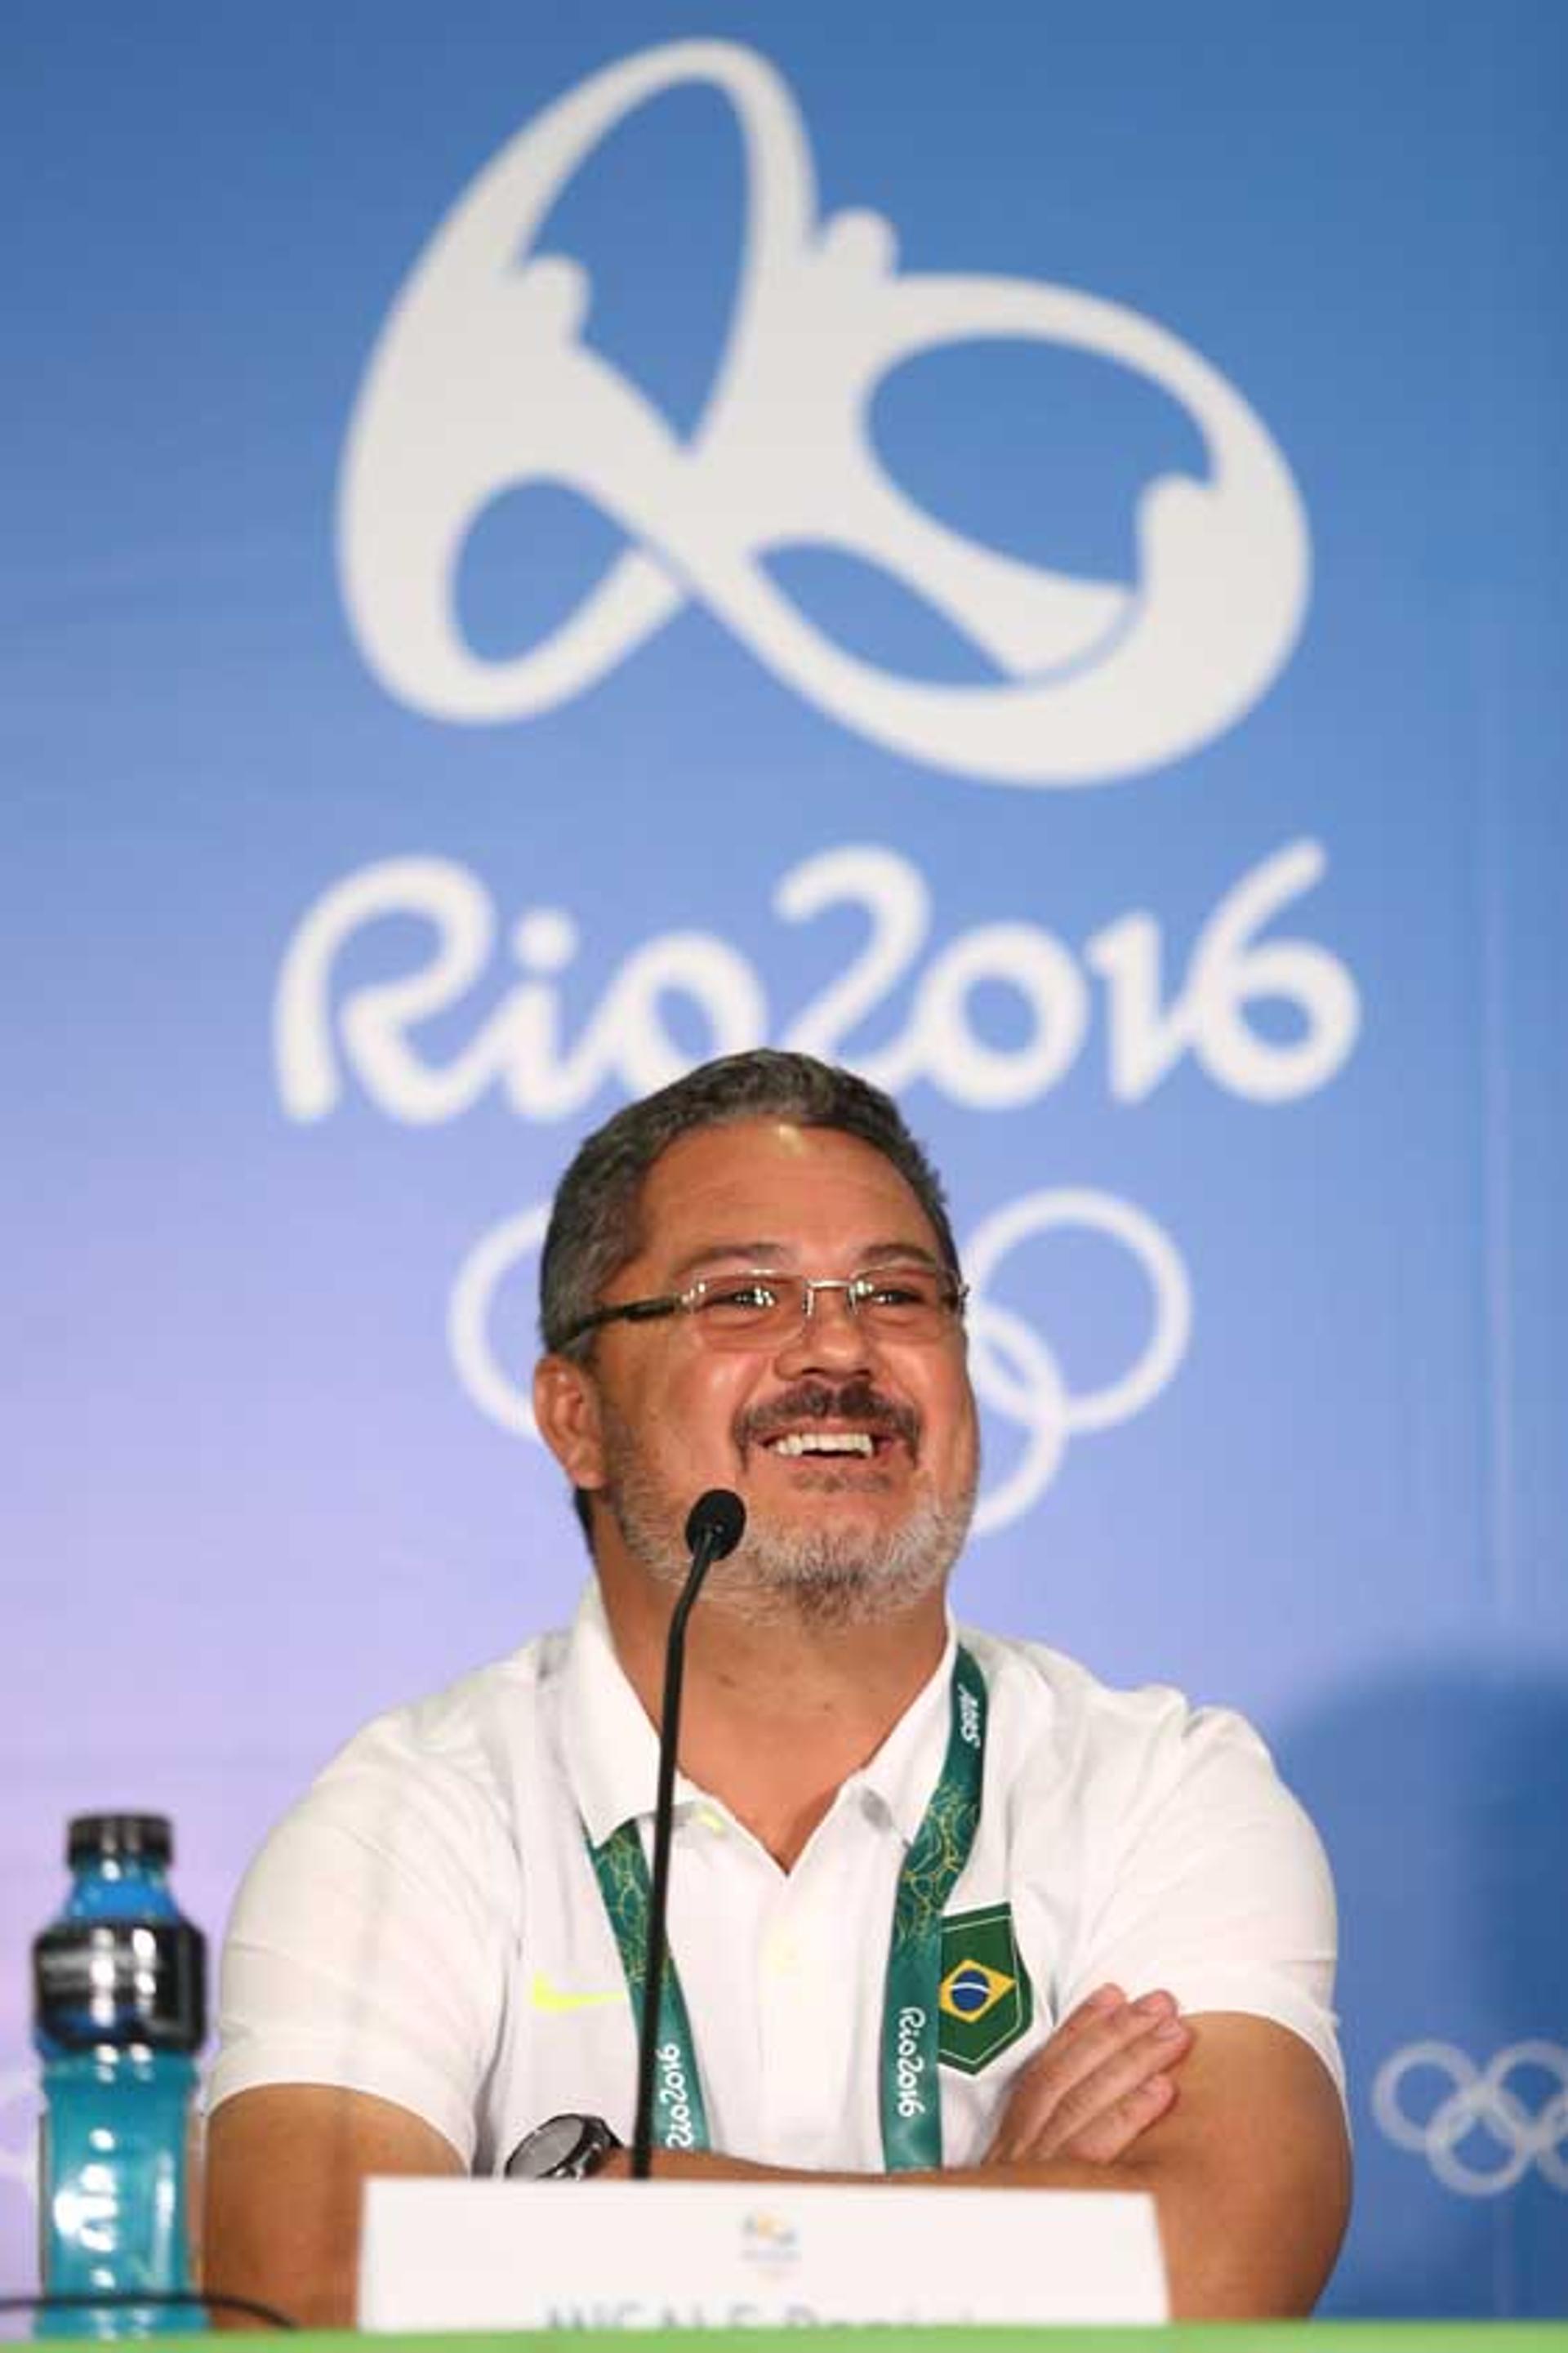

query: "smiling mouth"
left=741, top=1379, right=920, bottom=1467
left=765, top=1430, right=881, bottom=1460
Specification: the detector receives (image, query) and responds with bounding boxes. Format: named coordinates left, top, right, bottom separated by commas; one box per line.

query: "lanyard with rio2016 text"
left=586, top=1645, right=986, bottom=2172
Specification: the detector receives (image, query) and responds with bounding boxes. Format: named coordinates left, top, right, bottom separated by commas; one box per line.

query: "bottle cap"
left=66, top=1814, right=174, bottom=1868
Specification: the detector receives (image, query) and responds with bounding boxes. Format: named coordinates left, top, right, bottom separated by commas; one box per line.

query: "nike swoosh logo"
left=528, top=1971, right=628, bottom=2014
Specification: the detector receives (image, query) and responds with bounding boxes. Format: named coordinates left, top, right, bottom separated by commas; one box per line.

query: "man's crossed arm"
left=204, top=1989, right=1349, bottom=2327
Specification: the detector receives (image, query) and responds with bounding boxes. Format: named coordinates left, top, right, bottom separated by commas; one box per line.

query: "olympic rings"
left=1372, top=2040, right=1568, bottom=2197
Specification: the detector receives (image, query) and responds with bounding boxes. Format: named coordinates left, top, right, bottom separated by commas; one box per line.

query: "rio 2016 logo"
left=339, top=39, right=1309, bottom=784
left=272, top=831, right=1358, bottom=1529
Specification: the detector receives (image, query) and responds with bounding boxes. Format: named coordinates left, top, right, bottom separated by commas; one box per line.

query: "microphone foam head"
left=684, top=1488, right=746, bottom=1562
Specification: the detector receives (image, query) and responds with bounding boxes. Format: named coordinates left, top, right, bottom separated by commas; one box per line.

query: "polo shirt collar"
left=846, top=1619, right=959, bottom=1846
left=559, top=1584, right=668, bottom=1849
left=559, top=1581, right=960, bottom=1852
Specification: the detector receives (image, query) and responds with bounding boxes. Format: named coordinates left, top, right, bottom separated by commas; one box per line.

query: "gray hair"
left=539, top=1050, right=960, bottom=1361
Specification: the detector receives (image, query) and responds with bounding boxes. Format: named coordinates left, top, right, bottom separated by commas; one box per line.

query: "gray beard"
left=598, top=1409, right=976, bottom=1629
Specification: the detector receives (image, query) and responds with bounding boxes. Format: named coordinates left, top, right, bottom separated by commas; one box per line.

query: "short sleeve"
left=1060, top=1702, right=1344, bottom=2101
left=207, top=1714, right=520, bottom=2165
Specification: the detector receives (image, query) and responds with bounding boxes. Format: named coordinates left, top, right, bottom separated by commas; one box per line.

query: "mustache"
left=737, top=1379, right=920, bottom=1453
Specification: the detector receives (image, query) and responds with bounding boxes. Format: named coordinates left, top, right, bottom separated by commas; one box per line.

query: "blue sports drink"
left=33, top=1815, right=207, bottom=2337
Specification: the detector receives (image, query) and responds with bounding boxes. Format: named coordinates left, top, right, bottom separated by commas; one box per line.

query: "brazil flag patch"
left=937, top=1903, right=1033, bottom=2074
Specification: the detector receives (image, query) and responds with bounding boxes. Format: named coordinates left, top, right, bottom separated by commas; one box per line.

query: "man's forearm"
left=597, top=2142, right=1342, bottom=2320
left=599, top=2146, right=1123, bottom=2191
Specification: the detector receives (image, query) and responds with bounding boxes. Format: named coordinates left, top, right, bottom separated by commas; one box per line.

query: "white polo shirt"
left=210, top=1587, right=1342, bottom=2171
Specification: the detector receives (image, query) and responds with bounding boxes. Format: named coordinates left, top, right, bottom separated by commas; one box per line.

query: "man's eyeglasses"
left=556, top=1266, right=968, bottom=1353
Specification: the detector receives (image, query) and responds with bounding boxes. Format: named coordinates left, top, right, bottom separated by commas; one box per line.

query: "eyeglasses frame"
left=554, top=1264, right=969, bottom=1352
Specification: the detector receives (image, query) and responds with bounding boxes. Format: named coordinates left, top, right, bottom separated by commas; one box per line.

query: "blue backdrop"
left=3, top=1, right=1566, bottom=2315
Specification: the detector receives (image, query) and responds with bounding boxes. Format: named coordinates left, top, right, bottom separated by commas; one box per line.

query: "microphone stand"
left=630, top=1490, right=744, bottom=2179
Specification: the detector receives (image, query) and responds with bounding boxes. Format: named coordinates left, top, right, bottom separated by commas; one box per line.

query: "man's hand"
left=600, top=1982, right=1190, bottom=2185
left=986, top=1983, right=1192, bottom=2165
left=590, top=2003, right=1347, bottom=2314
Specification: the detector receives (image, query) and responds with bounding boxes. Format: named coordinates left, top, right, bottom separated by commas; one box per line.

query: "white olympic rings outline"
left=448, top=1184, right=1192, bottom=1533
left=1372, top=2040, right=1568, bottom=2197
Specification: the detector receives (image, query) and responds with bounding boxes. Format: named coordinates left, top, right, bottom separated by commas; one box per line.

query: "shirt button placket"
left=764, top=1812, right=882, bottom=2170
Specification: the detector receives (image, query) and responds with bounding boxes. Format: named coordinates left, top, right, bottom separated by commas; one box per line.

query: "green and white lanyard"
left=586, top=1645, right=987, bottom=2171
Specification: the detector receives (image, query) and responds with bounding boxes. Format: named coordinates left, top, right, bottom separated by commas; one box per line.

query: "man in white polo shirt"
left=206, top=1051, right=1349, bottom=2322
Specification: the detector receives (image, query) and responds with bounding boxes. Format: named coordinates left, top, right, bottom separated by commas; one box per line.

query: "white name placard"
left=358, top=2177, right=1168, bottom=2331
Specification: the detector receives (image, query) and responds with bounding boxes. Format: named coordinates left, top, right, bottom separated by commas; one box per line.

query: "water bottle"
left=33, top=1814, right=207, bottom=2337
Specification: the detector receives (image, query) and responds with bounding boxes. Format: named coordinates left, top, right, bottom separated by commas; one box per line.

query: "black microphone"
left=630, top=1487, right=746, bottom=2178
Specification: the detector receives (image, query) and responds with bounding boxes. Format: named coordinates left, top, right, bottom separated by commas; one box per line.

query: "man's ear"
left=533, top=1353, right=608, bottom=1493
